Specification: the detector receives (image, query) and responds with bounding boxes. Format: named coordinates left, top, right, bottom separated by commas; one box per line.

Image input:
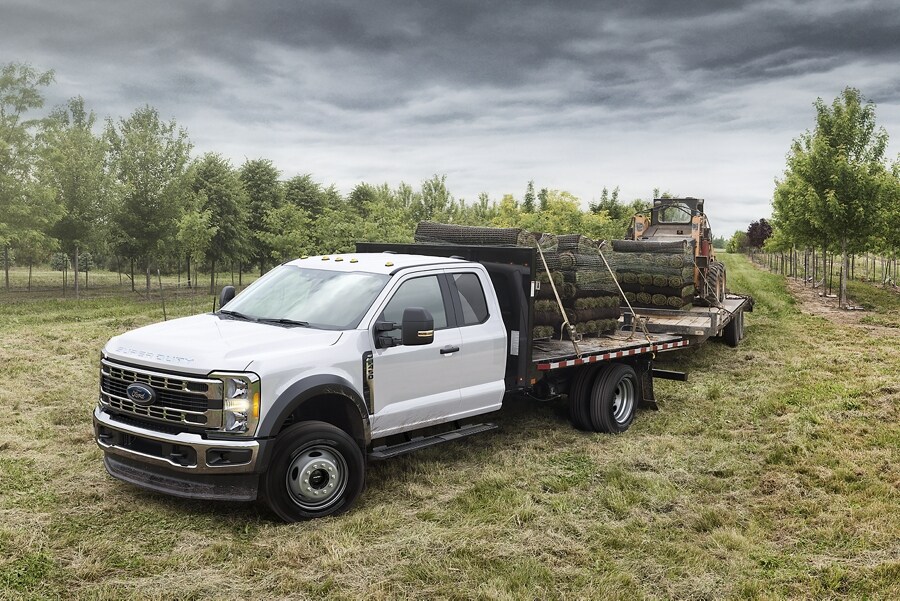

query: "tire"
left=723, top=310, right=741, bottom=347
left=261, top=421, right=365, bottom=522
left=589, top=364, right=639, bottom=433
left=568, top=365, right=600, bottom=431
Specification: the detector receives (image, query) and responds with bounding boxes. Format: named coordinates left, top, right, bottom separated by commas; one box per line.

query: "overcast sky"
left=3, top=0, right=899, bottom=236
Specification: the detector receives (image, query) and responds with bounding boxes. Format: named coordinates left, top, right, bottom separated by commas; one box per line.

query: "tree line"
left=1, top=62, right=654, bottom=295
left=762, top=87, right=899, bottom=308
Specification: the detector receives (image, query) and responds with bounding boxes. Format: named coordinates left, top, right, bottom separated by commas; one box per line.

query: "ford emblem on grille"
left=126, top=383, right=156, bottom=406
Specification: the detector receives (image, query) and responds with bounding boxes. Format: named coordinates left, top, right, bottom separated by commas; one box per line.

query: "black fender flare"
left=257, top=374, right=370, bottom=444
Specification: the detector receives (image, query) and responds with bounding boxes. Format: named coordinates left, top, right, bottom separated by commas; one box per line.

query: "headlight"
left=210, top=372, right=260, bottom=436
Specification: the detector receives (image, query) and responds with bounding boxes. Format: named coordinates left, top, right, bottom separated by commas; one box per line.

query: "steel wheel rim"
left=612, top=378, right=635, bottom=423
left=286, top=445, right=348, bottom=511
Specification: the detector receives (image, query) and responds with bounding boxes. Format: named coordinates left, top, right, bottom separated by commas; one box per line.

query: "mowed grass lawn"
left=1, top=254, right=898, bottom=600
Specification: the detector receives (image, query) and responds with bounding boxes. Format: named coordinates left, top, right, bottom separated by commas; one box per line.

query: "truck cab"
left=94, top=253, right=508, bottom=521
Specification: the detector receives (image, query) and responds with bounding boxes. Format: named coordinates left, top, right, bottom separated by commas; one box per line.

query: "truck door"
left=446, top=270, right=507, bottom=418
left=369, top=273, right=462, bottom=437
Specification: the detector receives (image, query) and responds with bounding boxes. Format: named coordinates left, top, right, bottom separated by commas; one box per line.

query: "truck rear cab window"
left=451, top=273, right=489, bottom=326
left=379, top=275, right=449, bottom=339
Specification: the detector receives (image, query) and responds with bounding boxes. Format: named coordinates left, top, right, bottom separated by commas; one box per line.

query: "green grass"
left=0, top=254, right=898, bottom=599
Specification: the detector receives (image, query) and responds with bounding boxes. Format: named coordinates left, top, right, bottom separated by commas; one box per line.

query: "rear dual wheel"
left=724, top=309, right=744, bottom=347
left=568, top=364, right=639, bottom=433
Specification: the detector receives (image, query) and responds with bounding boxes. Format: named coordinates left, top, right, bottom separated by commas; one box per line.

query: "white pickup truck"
left=94, top=243, right=747, bottom=521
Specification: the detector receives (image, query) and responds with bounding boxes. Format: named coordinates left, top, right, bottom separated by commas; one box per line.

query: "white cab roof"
left=285, top=252, right=469, bottom=275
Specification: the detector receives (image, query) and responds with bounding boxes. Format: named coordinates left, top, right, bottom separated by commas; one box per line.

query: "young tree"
left=106, top=105, right=192, bottom=292
left=176, top=201, right=216, bottom=289
left=38, top=96, right=110, bottom=295
left=240, top=158, right=283, bottom=275
left=190, top=153, right=250, bottom=293
left=746, top=218, right=773, bottom=249
left=522, top=180, right=536, bottom=213
left=260, top=204, right=312, bottom=263
left=284, top=173, right=324, bottom=216
left=776, top=88, right=891, bottom=307
left=0, top=62, right=57, bottom=288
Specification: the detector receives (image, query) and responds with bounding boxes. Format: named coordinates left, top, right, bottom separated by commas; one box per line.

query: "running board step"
left=368, top=423, right=497, bottom=460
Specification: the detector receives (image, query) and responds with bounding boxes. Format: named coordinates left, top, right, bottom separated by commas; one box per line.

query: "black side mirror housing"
left=401, top=307, right=434, bottom=346
left=219, top=285, right=236, bottom=308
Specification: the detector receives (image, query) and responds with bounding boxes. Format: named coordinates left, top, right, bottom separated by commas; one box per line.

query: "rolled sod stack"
left=414, top=222, right=622, bottom=340
left=610, top=239, right=696, bottom=310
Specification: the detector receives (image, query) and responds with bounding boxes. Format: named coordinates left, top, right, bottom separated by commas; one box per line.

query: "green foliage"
left=49, top=252, right=69, bottom=271
left=77, top=252, right=93, bottom=272
left=240, top=158, right=283, bottom=273
left=772, top=87, right=895, bottom=307
left=39, top=97, right=110, bottom=258
left=284, top=173, right=322, bottom=215
left=176, top=205, right=216, bottom=268
left=522, top=180, right=536, bottom=213
left=105, top=105, right=192, bottom=266
left=190, top=153, right=250, bottom=288
left=0, top=62, right=57, bottom=285
left=726, top=231, right=749, bottom=253
left=259, top=203, right=312, bottom=262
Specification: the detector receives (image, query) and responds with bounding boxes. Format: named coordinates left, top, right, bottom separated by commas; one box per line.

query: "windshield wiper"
left=218, top=309, right=257, bottom=322
left=257, top=317, right=311, bottom=328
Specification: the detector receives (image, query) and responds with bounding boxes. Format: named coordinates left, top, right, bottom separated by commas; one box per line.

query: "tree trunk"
left=209, top=259, right=216, bottom=295
left=145, top=261, right=151, bottom=294
left=130, top=258, right=135, bottom=292
left=839, top=239, right=849, bottom=309
left=187, top=255, right=192, bottom=289
left=74, top=246, right=80, bottom=300
left=239, top=261, right=243, bottom=287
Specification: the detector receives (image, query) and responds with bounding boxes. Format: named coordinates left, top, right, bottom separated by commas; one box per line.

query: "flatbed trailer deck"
left=531, top=332, right=689, bottom=370
left=623, top=295, right=752, bottom=339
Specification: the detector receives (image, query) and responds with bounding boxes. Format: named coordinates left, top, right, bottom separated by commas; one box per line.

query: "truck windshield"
left=221, top=265, right=390, bottom=330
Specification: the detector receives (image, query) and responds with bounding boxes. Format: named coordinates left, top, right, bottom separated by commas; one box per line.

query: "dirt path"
left=783, top=276, right=898, bottom=336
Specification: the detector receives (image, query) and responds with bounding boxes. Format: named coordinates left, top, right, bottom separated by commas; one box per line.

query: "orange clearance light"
left=322, top=256, right=330, bottom=261
left=385, top=261, right=394, bottom=267
left=252, top=392, right=260, bottom=419
left=350, top=258, right=358, bottom=263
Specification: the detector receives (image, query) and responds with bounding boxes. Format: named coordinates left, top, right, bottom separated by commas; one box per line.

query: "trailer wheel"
left=568, top=365, right=600, bottom=431
left=261, top=421, right=365, bottom=522
left=723, top=310, right=741, bottom=347
left=590, top=364, right=638, bottom=433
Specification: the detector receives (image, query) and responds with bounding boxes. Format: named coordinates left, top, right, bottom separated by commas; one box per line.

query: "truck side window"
left=452, top=273, right=489, bottom=326
left=380, top=276, right=448, bottom=336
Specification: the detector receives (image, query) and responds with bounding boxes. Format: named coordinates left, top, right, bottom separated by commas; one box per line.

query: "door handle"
left=440, top=345, right=460, bottom=355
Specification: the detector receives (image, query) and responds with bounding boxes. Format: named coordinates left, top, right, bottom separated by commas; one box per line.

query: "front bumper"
left=94, top=406, right=268, bottom=501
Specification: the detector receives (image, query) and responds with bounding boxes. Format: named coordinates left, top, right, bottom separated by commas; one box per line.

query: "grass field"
left=1, top=254, right=898, bottom=599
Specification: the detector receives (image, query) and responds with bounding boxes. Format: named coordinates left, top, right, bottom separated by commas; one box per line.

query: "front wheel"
left=261, top=421, right=365, bottom=522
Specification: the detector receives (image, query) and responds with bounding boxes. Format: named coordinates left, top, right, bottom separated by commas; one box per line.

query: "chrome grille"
left=100, top=359, right=223, bottom=428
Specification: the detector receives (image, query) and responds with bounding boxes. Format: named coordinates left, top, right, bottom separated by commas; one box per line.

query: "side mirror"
left=219, top=285, right=236, bottom=308
left=401, top=307, right=434, bottom=346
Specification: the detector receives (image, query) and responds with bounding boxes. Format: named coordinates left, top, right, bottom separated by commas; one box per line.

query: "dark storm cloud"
left=7, top=0, right=898, bottom=121
left=1, top=0, right=898, bottom=234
